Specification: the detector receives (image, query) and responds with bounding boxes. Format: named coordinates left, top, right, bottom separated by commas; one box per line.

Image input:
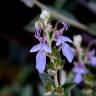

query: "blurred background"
left=0, top=0, right=96, bottom=96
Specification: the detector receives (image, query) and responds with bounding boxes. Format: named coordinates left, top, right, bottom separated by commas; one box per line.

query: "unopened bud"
left=73, top=35, right=82, bottom=47
left=40, top=10, right=51, bottom=20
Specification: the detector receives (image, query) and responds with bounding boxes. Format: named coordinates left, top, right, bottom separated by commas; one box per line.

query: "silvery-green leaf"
left=62, top=82, right=76, bottom=90
left=39, top=73, right=55, bottom=88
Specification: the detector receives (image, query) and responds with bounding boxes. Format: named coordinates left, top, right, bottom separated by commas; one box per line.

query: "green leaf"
left=64, top=89, right=71, bottom=96
left=88, top=23, right=96, bottom=36
left=83, top=74, right=93, bottom=81
left=48, top=31, right=53, bottom=40
left=67, top=73, right=74, bottom=82
left=62, top=82, right=76, bottom=90
left=39, top=73, right=56, bottom=88
left=54, top=86, right=64, bottom=96
left=55, top=58, right=65, bottom=67
left=44, top=82, right=53, bottom=93
left=52, top=47, right=60, bottom=57
left=73, top=88, right=85, bottom=96
left=47, top=62, right=55, bottom=70
left=83, top=74, right=94, bottom=86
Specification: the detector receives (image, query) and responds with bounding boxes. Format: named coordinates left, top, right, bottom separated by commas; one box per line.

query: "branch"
left=34, top=0, right=88, bottom=31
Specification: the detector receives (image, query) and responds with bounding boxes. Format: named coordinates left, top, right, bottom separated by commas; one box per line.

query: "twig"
left=34, top=0, right=88, bottom=31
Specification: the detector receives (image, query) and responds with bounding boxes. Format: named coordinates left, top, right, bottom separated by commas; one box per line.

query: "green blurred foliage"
left=88, top=23, right=96, bottom=36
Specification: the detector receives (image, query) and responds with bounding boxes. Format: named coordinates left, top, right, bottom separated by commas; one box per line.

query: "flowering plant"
left=0, top=0, right=96, bottom=96
left=29, top=10, right=96, bottom=96
left=30, top=10, right=75, bottom=95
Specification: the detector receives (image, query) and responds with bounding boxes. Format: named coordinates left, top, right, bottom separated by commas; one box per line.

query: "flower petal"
left=56, top=38, right=62, bottom=46
left=43, top=44, right=52, bottom=53
left=62, top=43, right=74, bottom=63
left=87, top=50, right=95, bottom=59
left=36, top=51, right=46, bottom=73
left=73, top=66, right=86, bottom=74
left=90, top=56, right=96, bottom=66
left=74, top=74, right=82, bottom=84
left=30, top=44, right=41, bottom=53
left=61, top=36, right=72, bottom=43
left=62, top=22, right=69, bottom=31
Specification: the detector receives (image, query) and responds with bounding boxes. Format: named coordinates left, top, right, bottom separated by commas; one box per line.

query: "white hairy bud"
left=35, top=21, right=43, bottom=29
left=73, top=35, right=82, bottom=47
left=40, top=10, right=50, bottom=20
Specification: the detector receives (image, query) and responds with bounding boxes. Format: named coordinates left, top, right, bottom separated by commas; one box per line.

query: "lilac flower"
left=62, top=22, right=69, bottom=31
left=74, top=74, right=82, bottom=84
left=55, top=22, right=74, bottom=63
left=30, top=37, right=52, bottom=73
left=73, top=61, right=87, bottom=84
left=35, top=26, right=42, bottom=37
left=55, top=22, right=69, bottom=38
left=56, top=37, right=74, bottom=63
left=87, top=50, right=96, bottom=66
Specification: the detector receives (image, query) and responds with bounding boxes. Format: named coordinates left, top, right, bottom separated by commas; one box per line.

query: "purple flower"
left=73, top=61, right=87, bottom=84
left=35, top=27, right=42, bottom=37
left=90, top=57, right=96, bottom=66
left=62, top=22, right=69, bottom=31
left=87, top=50, right=96, bottom=66
left=55, top=22, right=74, bottom=63
left=74, top=74, right=82, bottom=84
left=55, top=22, right=69, bottom=39
left=56, top=36, right=74, bottom=63
left=30, top=37, right=52, bottom=73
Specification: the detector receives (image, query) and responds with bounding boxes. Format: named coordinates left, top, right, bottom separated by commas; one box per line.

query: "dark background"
left=0, top=0, right=96, bottom=95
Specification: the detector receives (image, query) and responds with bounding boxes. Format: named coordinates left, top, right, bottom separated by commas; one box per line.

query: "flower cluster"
left=30, top=10, right=74, bottom=73
left=87, top=50, right=96, bottom=66
left=73, top=35, right=96, bottom=84
left=29, top=10, right=96, bottom=96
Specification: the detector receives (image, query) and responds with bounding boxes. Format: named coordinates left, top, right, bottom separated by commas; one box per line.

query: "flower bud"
left=35, top=21, right=43, bottom=29
left=35, top=21, right=43, bottom=36
left=45, top=23, right=52, bottom=32
left=73, top=35, right=82, bottom=47
left=40, top=10, right=51, bottom=20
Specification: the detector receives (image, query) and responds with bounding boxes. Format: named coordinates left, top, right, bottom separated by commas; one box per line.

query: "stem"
left=34, top=0, right=88, bottom=31
left=53, top=71, right=58, bottom=87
